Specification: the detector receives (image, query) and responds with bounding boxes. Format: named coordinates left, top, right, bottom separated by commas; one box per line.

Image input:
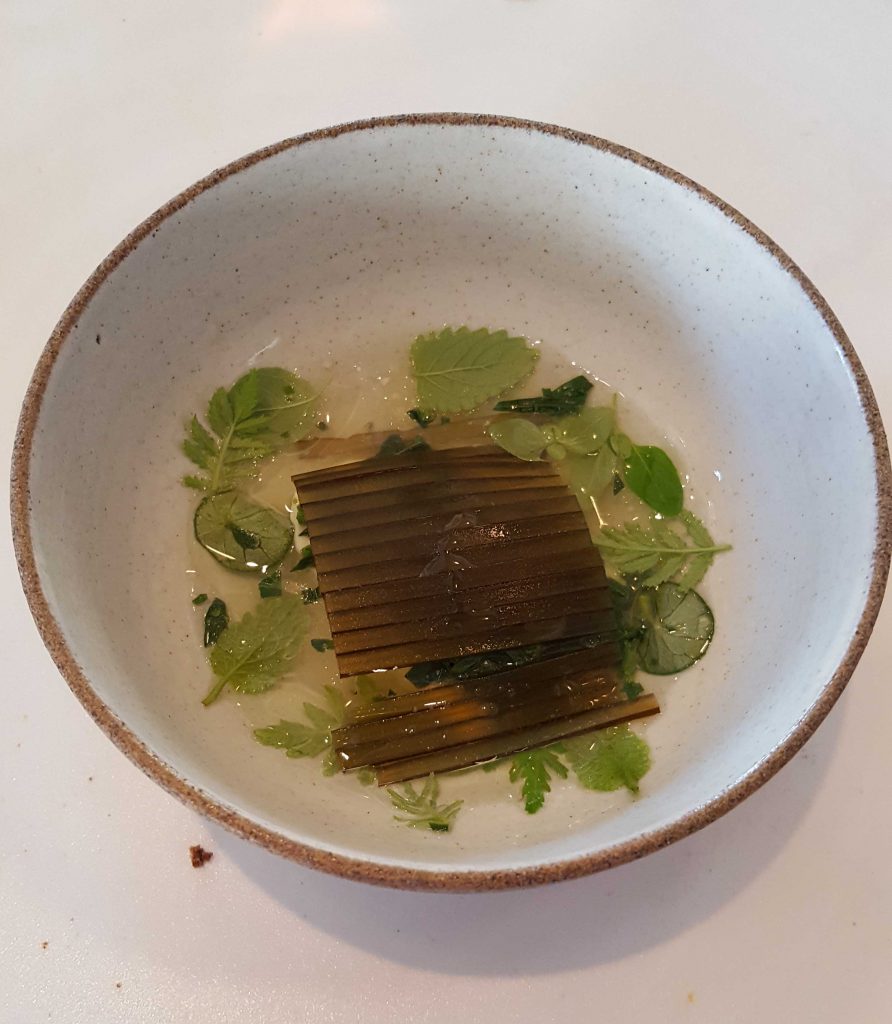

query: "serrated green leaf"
left=488, top=418, right=547, bottom=461
left=194, top=491, right=293, bottom=573
left=388, top=776, right=463, bottom=832
left=182, top=368, right=318, bottom=492
left=564, top=725, right=651, bottom=793
left=203, top=594, right=306, bottom=705
left=254, top=685, right=348, bottom=777
left=410, top=326, right=538, bottom=413
left=508, top=748, right=568, bottom=814
left=594, top=515, right=730, bottom=588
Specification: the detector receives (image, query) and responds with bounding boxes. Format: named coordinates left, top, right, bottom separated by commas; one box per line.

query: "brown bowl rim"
left=10, top=113, right=892, bottom=892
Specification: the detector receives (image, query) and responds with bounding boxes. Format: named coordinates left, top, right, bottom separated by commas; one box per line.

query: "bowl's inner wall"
left=28, top=123, right=876, bottom=871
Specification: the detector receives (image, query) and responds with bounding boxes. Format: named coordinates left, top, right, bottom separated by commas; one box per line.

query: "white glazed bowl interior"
left=18, top=117, right=887, bottom=887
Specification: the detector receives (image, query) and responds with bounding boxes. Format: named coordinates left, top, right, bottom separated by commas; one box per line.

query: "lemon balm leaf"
left=410, top=326, right=538, bottom=413
left=563, top=725, right=651, bottom=793
left=203, top=594, right=306, bottom=705
left=488, top=418, right=547, bottom=461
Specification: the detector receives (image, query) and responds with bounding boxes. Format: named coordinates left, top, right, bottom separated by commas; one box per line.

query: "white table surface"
left=3, top=3, right=891, bottom=1021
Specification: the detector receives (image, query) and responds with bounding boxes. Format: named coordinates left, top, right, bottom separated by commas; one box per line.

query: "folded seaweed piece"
left=293, top=447, right=612, bottom=677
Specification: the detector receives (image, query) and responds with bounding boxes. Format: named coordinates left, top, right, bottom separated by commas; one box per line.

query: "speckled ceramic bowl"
left=11, top=115, right=891, bottom=891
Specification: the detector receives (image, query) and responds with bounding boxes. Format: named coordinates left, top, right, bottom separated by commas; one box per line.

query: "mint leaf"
left=203, top=597, right=229, bottom=647
left=627, top=582, right=714, bottom=675
left=509, top=748, right=568, bottom=813
left=410, top=326, right=538, bottom=413
left=594, top=515, right=730, bottom=589
left=488, top=418, right=547, bottom=461
left=254, top=685, right=347, bottom=775
left=388, top=776, right=463, bottom=832
left=623, top=445, right=683, bottom=517
left=203, top=594, right=306, bottom=705
left=182, top=368, right=317, bottom=492
left=494, top=374, right=593, bottom=416
left=194, top=491, right=293, bottom=573
left=564, top=725, right=651, bottom=793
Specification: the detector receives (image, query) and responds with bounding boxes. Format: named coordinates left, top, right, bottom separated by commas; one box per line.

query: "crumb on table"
left=189, top=844, right=213, bottom=868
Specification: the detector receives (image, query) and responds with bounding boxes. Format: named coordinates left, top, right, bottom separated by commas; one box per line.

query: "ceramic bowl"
left=12, top=115, right=890, bottom=891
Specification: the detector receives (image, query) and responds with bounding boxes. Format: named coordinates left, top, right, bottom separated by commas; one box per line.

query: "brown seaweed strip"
left=334, top=674, right=623, bottom=767
left=347, top=644, right=621, bottom=723
left=327, top=568, right=608, bottom=631
left=314, top=514, right=589, bottom=574
left=332, top=595, right=615, bottom=655
left=310, top=494, right=581, bottom=556
left=297, top=461, right=556, bottom=505
left=323, top=550, right=606, bottom=611
left=317, top=532, right=597, bottom=593
left=370, top=695, right=661, bottom=786
left=335, top=610, right=606, bottom=675
left=301, top=476, right=567, bottom=521
left=292, top=448, right=527, bottom=489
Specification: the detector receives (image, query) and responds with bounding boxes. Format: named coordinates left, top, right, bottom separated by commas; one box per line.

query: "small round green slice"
left=194, top=491, right=293, bottom=572
left=631, top=582, right=714, bottom=675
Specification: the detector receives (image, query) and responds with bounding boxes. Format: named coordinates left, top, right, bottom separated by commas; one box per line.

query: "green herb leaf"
left=488, top=418, right=547, bottom=461
left=609, top=432, right=633, bottom=459
left=509, top=748, right=568, bottom=813
left=254, top=685, right=347, bottom=775
left=494, top=374, right=593, bottom=417
left=202, top=594, right=305, bottom=705
left=301, top=586, right=320, bottom=604
left=622, top=679, right=644, bottom=700
left=567, top=446, right=617, bottom=500
left=181, top=368, right=317, bottom=492
left=311, top=638, right=334, bottom=652
left=192, top=593, right=208, bottom=605
left=194, top=491, right=293, bottom=573
left=556, top=406, right=615, bottom=456
left=563, top=725, right=651, bottom=793
left=388, top=776, right=463, bottom=832
left=258, top=568, right=282, bottom=599
left=291, top=547, right=314, bottom=572
left=594, top=513, right=730, bottom=588
left=410, top=326, right=538, bottom=413
left=376, top=434, right=431, bottom=458
left=203, top=597, right=229, bottom=647
left=627, top=582, right=715, bottom=675
left=407, top=408, right=436, bottom=428
left=623, top=445, right=683, bottom=516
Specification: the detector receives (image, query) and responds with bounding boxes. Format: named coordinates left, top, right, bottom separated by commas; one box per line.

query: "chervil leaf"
left=494, top=374, right=593, bottom=416
left=254, top=685, right=348, bottom=775
left=182, top=368, right=318, bottom=492
left=388, top=776, right=463, bottom=832
left=203, top=594, right=306, bottom=705
left=193, top=491, right=293, bottom=573
left=563, top=725, right=651, bottom=794
left=509, top=748, right=568, bottom=813
left=488, top=418, right=547, bottom=461
left=594, top=514, right=730, bottom=588
left=410, top=326, right=538, bottom=413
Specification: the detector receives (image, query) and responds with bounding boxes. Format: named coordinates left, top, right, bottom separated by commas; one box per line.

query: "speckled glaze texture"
left=11, top=114, right=891, bottom=891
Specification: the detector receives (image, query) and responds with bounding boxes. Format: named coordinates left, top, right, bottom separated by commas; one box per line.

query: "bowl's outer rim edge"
left=10, top=112, right=892, bottom=893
